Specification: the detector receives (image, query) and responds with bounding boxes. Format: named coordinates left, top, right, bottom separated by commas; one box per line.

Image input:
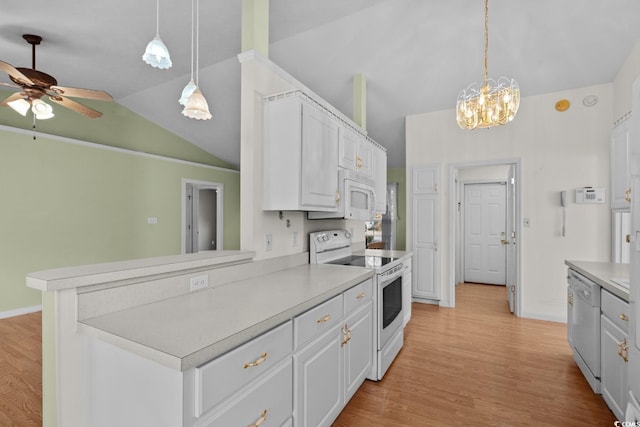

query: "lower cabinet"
left=600, top=289, right=630, bottom=421
left=293, top=278, right=374, bottom=427
left=85, top=279, right=374, bottom=427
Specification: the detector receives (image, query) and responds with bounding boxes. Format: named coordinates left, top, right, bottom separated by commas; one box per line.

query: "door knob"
left=501, top=239, right=509, bottom=245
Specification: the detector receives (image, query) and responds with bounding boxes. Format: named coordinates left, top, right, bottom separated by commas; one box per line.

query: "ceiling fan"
left=0, top=34, right=112, bottom=120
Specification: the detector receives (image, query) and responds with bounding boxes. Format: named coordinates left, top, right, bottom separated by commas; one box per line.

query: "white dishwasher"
left=567, top=269, right=601, bottom=393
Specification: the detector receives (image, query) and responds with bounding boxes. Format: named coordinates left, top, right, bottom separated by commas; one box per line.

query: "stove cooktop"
left=327, top=255, right=397, bottom=268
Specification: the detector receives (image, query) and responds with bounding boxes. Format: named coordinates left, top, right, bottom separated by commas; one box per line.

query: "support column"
left=241, top=0, right=269, bottom=57
left=353, top=73, right=367, bottom=130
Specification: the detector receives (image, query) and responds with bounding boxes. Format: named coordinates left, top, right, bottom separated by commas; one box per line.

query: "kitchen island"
left=28, top=251, right=375, bottom=426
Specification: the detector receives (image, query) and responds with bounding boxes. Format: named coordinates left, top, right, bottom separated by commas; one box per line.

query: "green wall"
left=0, top=98, right=241, bottom=313
left=388, top=168, right=406, bottom=251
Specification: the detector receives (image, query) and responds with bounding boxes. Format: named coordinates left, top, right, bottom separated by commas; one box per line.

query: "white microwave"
left=308, top=170, right=376, bottom=221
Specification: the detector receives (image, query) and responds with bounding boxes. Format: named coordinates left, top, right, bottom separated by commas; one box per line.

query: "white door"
left=412, top=195, right=439, bottom=299
left=506, top=166, right=517, bottom=312
left=464, top=183, right=507, bottom=285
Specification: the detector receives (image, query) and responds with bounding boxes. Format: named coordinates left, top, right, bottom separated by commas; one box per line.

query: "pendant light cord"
left=195, top=0, right=200, bottom=85
left=156, top=0, right=160, bottom=37
left=190, top=0, right=194, bottom=81
left=483, top=0, right=489, bottom=86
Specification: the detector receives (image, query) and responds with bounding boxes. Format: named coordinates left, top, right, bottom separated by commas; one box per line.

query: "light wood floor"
left=0, top=284, right=616, bottom=426
left=334, top=283, right=616, bottom=426
left=0, top=311, right=41, bottom=427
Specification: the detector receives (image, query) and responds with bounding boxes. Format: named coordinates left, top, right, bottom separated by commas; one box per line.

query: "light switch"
left=147, top=217, right=158, bottom=224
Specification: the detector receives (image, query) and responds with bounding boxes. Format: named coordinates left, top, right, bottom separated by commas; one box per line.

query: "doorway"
left=182, top=179, right=224, bottom=254
left=463, top=182, right=507, bottom=285
left=448, top=160, right=520, bottom=316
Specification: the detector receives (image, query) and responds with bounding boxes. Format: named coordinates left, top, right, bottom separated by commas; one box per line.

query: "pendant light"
left=179, top=0, right=197, bottom=106
left=142, top=0, right=172, bottom=69
left=182, top=0, right=212, bottom=120
left=456, top=0, right=519, bottom=129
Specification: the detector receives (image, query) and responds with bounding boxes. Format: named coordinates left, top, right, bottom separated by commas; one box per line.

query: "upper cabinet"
left=263, top=93, right=339, bottom=212
left=339, top=125, right=373, bottom=178
left=611, top=119, right=631, bottom=210
left=263, top=91, right=387, bottom=215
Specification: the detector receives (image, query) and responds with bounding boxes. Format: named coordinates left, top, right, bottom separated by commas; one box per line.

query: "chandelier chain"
left=484, top=0, right=489, bottom=85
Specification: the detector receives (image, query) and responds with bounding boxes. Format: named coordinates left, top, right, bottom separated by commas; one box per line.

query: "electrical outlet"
left=190, top=275, right=208, bottom=292
left=266, top=234, right=273, bottom=251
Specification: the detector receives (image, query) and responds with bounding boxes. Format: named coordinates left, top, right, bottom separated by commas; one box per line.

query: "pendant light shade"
left=179, top=0, right=197, bottom=106
left=142, top=0, right=172, bottom=69
left=456, top=0, right=519, bottom=129
left=182, top=87, right=212, bottom=120
left=181, top=0, right=212, bottom=120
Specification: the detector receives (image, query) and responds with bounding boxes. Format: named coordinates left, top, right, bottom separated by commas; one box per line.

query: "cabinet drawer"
left=343, top=279, right=373, bottom=315
left=195, top=321, right=293, bottom=417
left=601, top=289, right=629, bottom=333
left=294, top=294, right=342, bottom=349
left=197, top=358, right=293, bottom=427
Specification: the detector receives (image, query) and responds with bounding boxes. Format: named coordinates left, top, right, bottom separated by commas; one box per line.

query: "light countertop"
left=565, top=260, right=630, bottom=301
left=78, top=263, right=373, bottom=371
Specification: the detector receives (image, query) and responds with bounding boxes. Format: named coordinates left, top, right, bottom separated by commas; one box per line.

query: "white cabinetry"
left=339, top=125, right=373, bottom=178
left=293, top=279, right=373, bottom=427
left=611, top=120, right=631, bottom=210
left=601, top=289, right=630, bottom=421
left=263, top=93, right=339, bottom=211
left=411, top=166, right=440, bottom=301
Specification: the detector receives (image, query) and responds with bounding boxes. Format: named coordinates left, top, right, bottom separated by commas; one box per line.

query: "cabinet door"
left=338, top=126, right=358, bottom=171
left=300, top=103, right=339, bottom=209
left=611, top=121, right=630, bottom=209
left=601, top=315, right=628, bottom=421
left=343, top=300, right=373, bottom=403
left=294, top=324, right=343, bottom=427
left=357, top=138, right=373, bottom=177
left=412, top=195, right=439, bottom=300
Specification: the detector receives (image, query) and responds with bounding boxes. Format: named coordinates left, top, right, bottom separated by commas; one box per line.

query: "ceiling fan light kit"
left=142, top=0, right=172, bottom=69
left=1, top=34, right=112, bottom=121
left=456, top=0, right=520, bottom=129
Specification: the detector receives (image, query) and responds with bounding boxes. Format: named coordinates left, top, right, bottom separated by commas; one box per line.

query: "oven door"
left=378, top=270, right=403, bottom=350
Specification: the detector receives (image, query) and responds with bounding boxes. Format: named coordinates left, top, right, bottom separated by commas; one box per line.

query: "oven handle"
left=378, top=267, right=404, bottom=286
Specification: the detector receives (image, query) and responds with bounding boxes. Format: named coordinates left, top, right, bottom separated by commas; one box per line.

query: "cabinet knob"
left=341, top=324, right=352, bottom=347
left=625, top=187, right=632, bottom=203
left=620, top=313, right=629, bottom=321
left=356, top=292, right=366, bottom=299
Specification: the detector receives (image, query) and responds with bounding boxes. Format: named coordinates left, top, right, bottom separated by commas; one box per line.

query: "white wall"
left=614, top=38, right=640, bottom=122
left=239, top=52, right=366, bottom=261
left=406, top=83, right=612, bottom=321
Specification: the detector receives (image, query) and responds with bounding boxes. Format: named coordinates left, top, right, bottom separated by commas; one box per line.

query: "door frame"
left=448, top=159, right=521, bottom=316
left=181, top=178, right=224, bottom=254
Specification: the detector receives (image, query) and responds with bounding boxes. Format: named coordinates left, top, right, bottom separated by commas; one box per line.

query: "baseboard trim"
left=0, top=305, right=42, bottom=320
left=520, top=311, right=566, bottom=323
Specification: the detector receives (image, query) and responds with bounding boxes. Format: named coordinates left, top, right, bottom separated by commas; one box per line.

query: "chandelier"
left=456, top=0, right=519, bottom=129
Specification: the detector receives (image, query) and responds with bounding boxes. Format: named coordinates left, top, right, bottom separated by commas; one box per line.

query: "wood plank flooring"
left=334, top=283, right=616, bottom=426
left=0, top=284, right=616, bottom=426
left=0, top=311, right=41, bottom=427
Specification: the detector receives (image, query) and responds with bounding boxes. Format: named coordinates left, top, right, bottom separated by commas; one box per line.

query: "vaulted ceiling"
left=2, top=0, right=640, bottom=168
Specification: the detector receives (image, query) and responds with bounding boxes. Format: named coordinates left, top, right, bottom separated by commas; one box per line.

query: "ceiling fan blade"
left=49, top=85, right=112, bottom=101
left=1, top=92, right=26, bottom=106
left=49, top=96, right=103, bottom=118
left=0, top=60, right=35, bottom=86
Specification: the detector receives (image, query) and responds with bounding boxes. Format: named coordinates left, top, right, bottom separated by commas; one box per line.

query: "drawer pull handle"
left=341, top=324, right=352, bottom=347
left=617, top=339, right=629, bottom=362
left=243, top=352, right=268, bottom=369
left=620, top=313, right=629, bottom=321
left=247, top=409, right=267, bottom=427
left=317, top=314, right=331, bottom=323
left=356, top=292, right=366, bottom=299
